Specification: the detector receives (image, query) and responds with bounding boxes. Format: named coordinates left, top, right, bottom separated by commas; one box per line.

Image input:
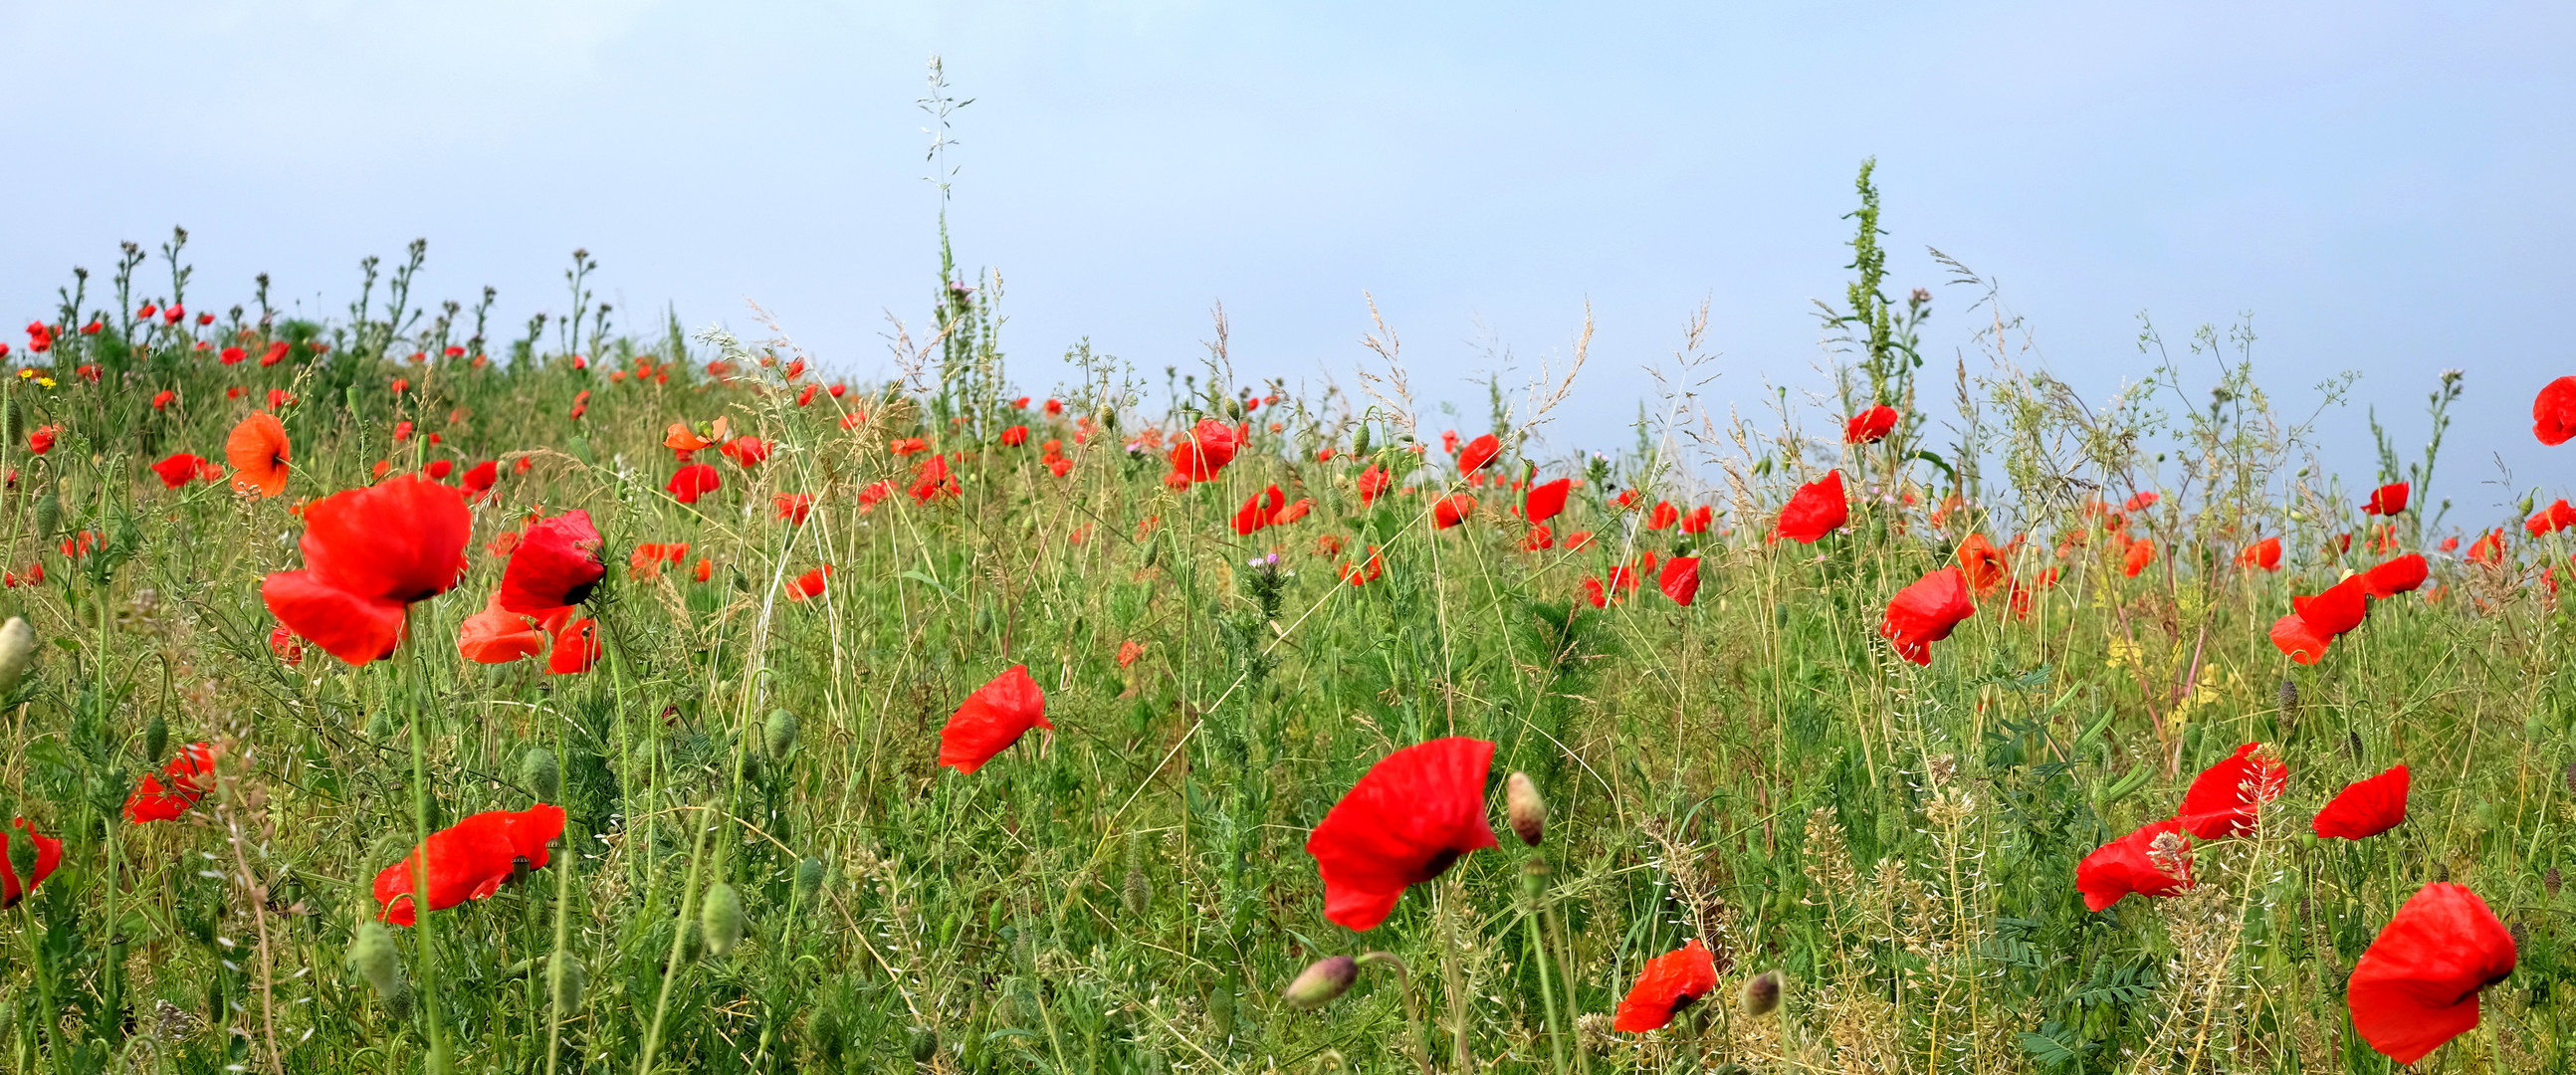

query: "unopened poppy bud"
left=1352, top=425, right=1372, bottom=458
left=0, top=616, right=36, bottom=695
left=678, top=920, right=706, bottom=963
left=1282, top=956, right=1359, bottom=1010
left=32, top=494, right=58, bottom=542
left=763, top=709, right=798, bottom=760
left=794, top=857, right=827, bottom=913
left=1740, top=970, right=1782, bottom=1016
left=142, top=714, right=168, bottom=766
left=701, top=881, right=746, bottom=957
left=908, top=1027, right=940, bottom=1063
left=346, top=922, right=404, bottom=999
left=1505, top=771, right=1546, bottom=846
left=522, top=747, right=560, bottom=802
left=549, top=953, right=586, bottom=1010
left=7, top=833, right=36, bottom=884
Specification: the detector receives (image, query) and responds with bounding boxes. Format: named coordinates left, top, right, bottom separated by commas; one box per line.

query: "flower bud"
left=142, top=714, right=168, bottom=766
left=0, top=616, right=36, bottom=695
left=763, top=709, right=798, bottom=760
left=908, top=1027, right=940, bottom=1063
left=1505, top=771, right=1546, bottom=846
left=1740, top=970, right=1782, bottom=1016
left=346, top=922, right=404, bottom=999
left=701, top=881, right=746, bottom=957
left=1282, top=956, right=1359, bottom=1010
left=549, top=953, right=586, bottom=1010
left=794, top=857, right=827, bottom=913
left=522, top=746, right=560, bottom=802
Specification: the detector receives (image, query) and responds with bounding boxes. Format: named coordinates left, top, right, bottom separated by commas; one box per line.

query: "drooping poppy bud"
left=347, top=921, right=405, bottom=1000
left=549, top=953, right=586, bottom=1011
left=1282, top=956, right=1360, bottom=1010
left=1740, top=969, right=1782, bottom=1016
left=764, top=709, right=799, bottom=760
left=522, top=747, right=561, bottom=802
left=701, top=881, right=747, bottom=957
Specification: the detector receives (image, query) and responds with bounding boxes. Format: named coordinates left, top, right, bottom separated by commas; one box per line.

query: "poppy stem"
left=1521, top=858, right=1571, bottom=1075
left=401, top=653, right=454, bottom=1075
left=635, top=803, right=713, bottom=1075
left=1357, top=951, right=1431, bottom=1075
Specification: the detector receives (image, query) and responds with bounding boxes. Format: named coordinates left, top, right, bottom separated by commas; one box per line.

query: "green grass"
left=0, top=218, right=2569, bottom=1075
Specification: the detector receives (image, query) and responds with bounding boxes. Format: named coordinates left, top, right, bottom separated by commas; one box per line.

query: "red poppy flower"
left=720, top=437, right=770, bottom=467
left=152, top=389, right=175, bottom=409
left=1432, top=494, right=1476, bottom=530
left=2348, top=882, right=2516, bottom=1064
left=1611, top=938, right=1720, bottom=1031
left=1680, top=504, right=1714, bottom=535
left=1523, top=524, right=1554, bottom=550
left=2314, top=764, right=2409, bottom=840
left=774, top=493, right=815, bottom=525
left=1776, top=470, right=1848, bottom=543
left=2239, top=537, right=2281, bottom=570
left=1116, top=639, right=1146, bottom=668
left=1000, top=424, right=1029, bottom=447
left=1524, top=478, right=1571, bottom=524
left=458, top=592, right=551, bottom=664
left=1455, top=433, right=1499, bottom=474
left=124, top=743, right=221, bottom=823
left=1658, top=556, right=1701, bottom=606
left=2075, top=817, right=2194, bottom=911
left=2268, top=612, right=2334, bottom=665
left=1168, top=418, right=1239, bottom=483
left=1879, top=566, right=1976, bottom=666
left=26, top=425, right=57, bottom=456
left=437, top=460, right=488, bottom=500
left=938, top=664, right=1052, bottom=774
left=666, top=463, right=722, bottom=504
left=545, top=617, right=600, bottom=674
left=2361, top=553, right=2428, bottom=599
left=268, top=625, right=304, bottom=666
left=372, top=804, right=566, bottom=926
left=2468, top=530, right=2506, bottom=564
left=1341, top=545, right=1385, bottom=586
left=150, top=452, right=206, bottom=489
left=2121, top=538, right=2156, bottom=577
left=2527, top=499, right=2576, bottom=537
left=910, top=454, right=961, bottom=503
left=262, top=475, right=472, bottom=665
left=1644, top=501, right=1678, bottom=530
left=0, top=817, right=65, bottom=910
left=787, top=565, right=832, bottom=601
left=1275, top=498, right=1313, bottom=526
left=1358, top=464, right=1393, bottom=507
left=2534, top=376, right=2576, bottom=446
left=498, top=510, right=604, bottom=615
left=1305, top=737, right=1498, bottom=931
left=1563, top=531, right=1593, bottom=551
left=2360, top=482, right=2407, bottom=516
left=2178, top=742, right=2286, bottom=839
left=1956, top=533, right=2008, bottom=595
left=1234, top=485, right=1288, bottom=536
left=1843, top=405, right=1899, bottom=444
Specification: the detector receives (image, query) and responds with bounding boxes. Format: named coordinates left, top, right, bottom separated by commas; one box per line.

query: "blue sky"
left=5, top=1, right=2570, bottom=518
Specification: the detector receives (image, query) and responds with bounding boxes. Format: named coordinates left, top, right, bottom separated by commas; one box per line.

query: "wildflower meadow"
left=2, top=166, right=2573, bottom=1075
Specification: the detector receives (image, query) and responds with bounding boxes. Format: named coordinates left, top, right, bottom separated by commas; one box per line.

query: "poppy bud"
left=7, top=831, right=35, bottom=882
left=2548, top=868, right=2562, bottom=899
left=32, top=493, right=58, bottom=542
left=763, top=709, right=798, bottom=760
left=794, top=857, right=827, bottom=913
left=346, top=922, right=404, bottom=1000
left=678, top=920, right=706, bottom=963
left=1740, top=970, right=1782, bottom=1016
left=1282, top=956, right=1359, bottom=1010
left=1352, top=425, right=1372, bottom=459
left=701, top=881, right=746, bottom=957
left=142, top=713, right=168, bottom=764
left=1505, top=771, right=1546, bottom=847
left=523, top=747, right=560, bottom=802
left=908, top=1027, right=940, bottom=1063
left=549, top=953, right=585, bottom=1010
left=0, top=616, right=36, bottom=695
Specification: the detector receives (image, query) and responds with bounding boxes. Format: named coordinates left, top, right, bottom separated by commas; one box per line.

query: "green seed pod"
left=907, top=1027, right=939, bottom=1063
left=793, top=857, right=826, bottom=913
left=522, top=746, right=561, bottom=802
left=762, top=709, right=797, bottom=761
left=0, top=616, right=37, bottom=695
left=549, top=953, right=586, bottom=1011
left=32, top=494, right=59, bottom=543
left=142, top=713, right=168, bottom=764
left=700, top=881, right=745, bottom=958
left=346, top=922, right=404, bottom=999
